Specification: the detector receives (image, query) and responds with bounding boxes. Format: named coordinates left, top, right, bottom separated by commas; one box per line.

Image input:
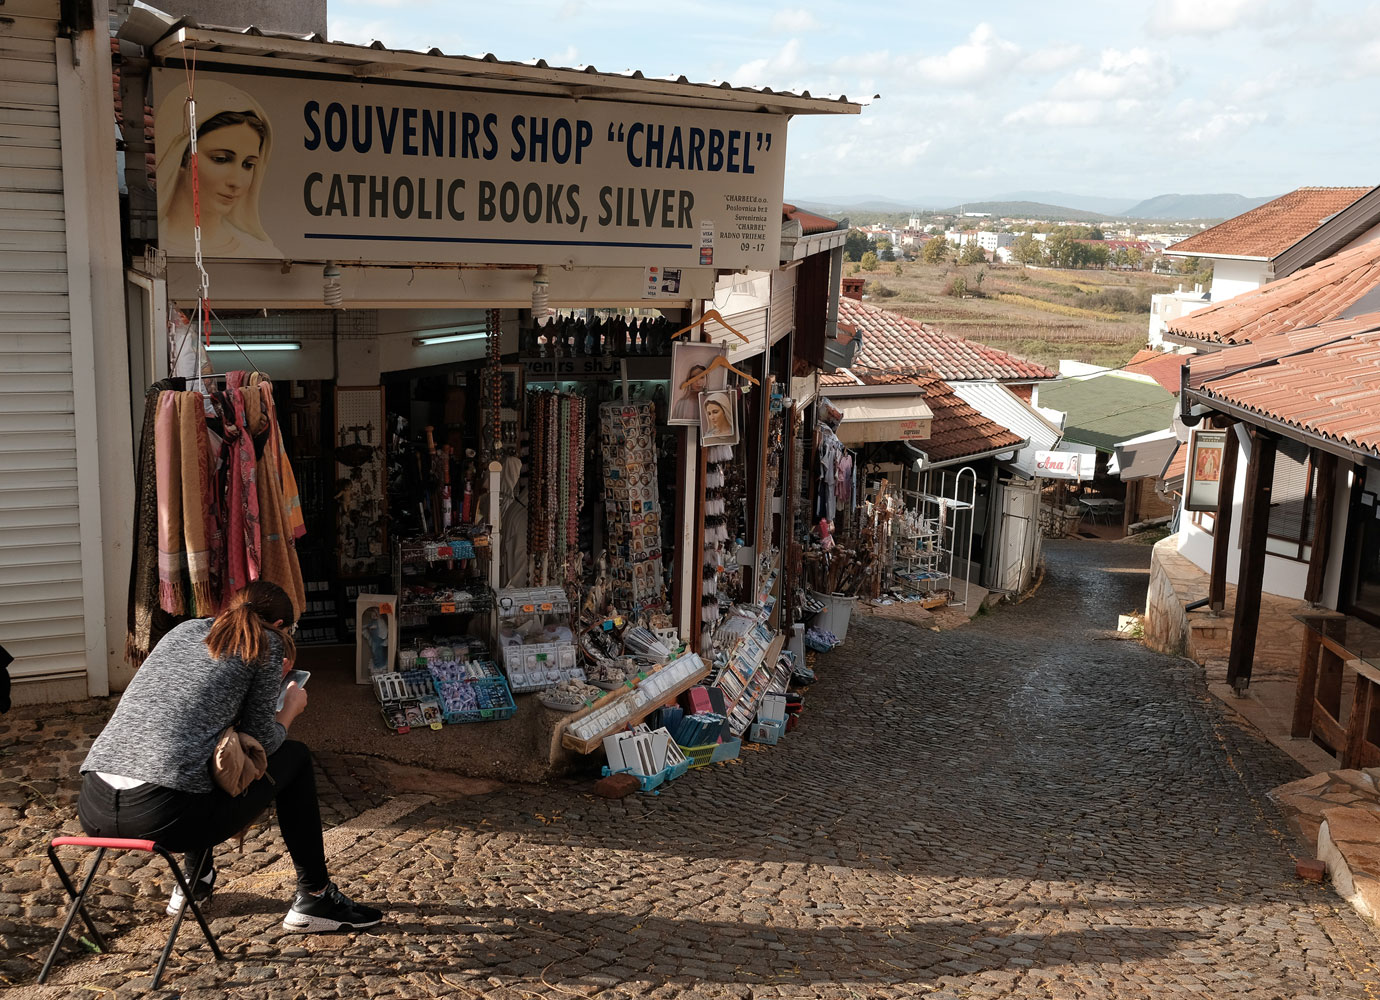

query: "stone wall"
left=1145, top=533, right=1311, bottom=681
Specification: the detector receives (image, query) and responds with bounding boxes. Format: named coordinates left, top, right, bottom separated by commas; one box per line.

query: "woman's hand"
left=276, top=681, right=307, bottom=730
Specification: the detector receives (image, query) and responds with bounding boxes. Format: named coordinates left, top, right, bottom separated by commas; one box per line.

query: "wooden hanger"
left=680, top=354, right=760, bottom=390
left=669, top=308, right=750, bottom=343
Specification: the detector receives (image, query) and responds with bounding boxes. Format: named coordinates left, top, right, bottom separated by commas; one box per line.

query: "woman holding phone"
left=79, top=580, right=381, bottom=933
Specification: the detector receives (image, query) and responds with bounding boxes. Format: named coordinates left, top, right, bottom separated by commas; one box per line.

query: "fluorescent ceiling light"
left=413, top=330, right=487, bottom=346
left=206, top=341, right=301, bottom=352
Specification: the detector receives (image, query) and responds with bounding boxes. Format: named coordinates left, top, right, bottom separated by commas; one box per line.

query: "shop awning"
left=835, top=396, right=933, bottom=445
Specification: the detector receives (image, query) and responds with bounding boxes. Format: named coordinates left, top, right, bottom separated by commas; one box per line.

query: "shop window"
left=1266, top=445, right=1315, bottom=560
left=1344, top=470, right=1380, bottom=628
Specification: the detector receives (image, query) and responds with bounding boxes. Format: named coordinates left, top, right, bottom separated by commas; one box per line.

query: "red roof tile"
left=1168, top=187, right=1373, bottom=260
left=1186, top=312, right=1380, bottom=459
left=1167, top=238, right=1380, bottom=345
left=1122, top=349, right=1188, bottom=394
left=839, top=297, right=1056, bottom=382
left=782, top=203, right=841, bottom=235
left=820, top=369, right=1025, bottom=462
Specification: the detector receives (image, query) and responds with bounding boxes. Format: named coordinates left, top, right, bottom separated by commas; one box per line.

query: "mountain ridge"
left=790, top=191, right=1279, bottom=222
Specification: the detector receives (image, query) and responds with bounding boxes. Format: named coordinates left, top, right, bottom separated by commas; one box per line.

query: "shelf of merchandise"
left=496, top=586, right=582, bottom=693
left=391, top=536, right=493, bottom=635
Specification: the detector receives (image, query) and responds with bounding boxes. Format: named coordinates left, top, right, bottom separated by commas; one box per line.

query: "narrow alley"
left=6, top=540, right=1380, bottom=999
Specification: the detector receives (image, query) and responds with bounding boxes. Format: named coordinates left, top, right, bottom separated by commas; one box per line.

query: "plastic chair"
left=39, top=836, right=225, bottom=989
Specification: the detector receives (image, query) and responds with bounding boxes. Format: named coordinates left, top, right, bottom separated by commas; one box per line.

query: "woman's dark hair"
left=206, top=580, right=296, bottom=666
left=180, top=110, right=267, bottom=167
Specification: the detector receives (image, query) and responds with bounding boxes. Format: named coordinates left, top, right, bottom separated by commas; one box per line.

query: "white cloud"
left=1182, top=109, right=1268, bottom=144
left=770, top=8, right=821, bottom=33
left=916, top=23, right=1020, bottom=86
left=733, top=38, right=807, bottom=88
left=1020, top=44, right=1083, bottom=74
left=1004, top=100, right=1107, bottom=128
left=1053, top=48, right=1173, bottom=99
left=1148, top=0, right=1254, bottom=34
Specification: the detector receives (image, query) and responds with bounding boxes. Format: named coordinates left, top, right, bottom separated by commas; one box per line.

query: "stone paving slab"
left=3, top=540, right=1380, bottom=997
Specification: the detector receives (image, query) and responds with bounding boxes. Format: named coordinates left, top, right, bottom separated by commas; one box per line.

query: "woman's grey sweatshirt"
left=82, top=619, right=287, bottom=793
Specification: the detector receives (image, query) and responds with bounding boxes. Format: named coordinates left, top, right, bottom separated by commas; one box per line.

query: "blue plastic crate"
left=430, top=673, right=516, bottom=723
left=600, top=758, right=689, bottom=793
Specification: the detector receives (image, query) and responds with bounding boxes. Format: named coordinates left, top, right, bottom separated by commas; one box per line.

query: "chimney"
left=841, top=276, right=865, bottom=301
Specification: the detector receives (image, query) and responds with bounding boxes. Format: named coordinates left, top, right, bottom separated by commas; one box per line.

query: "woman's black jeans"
left=77, top=739, right=328, bottom=893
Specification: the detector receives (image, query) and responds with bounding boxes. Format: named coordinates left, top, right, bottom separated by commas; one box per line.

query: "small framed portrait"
left=499, top=364, right=524, bottom=411
left=699, top=389, right=739, bottom=446
left=669, top=341, right=728, bottom=426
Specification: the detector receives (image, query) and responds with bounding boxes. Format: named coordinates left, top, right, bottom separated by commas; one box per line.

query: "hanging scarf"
left=179, top=391, right=216, bottom=615
left=247, top=381, right=305, bottom=617
left=155, top=391, right=186, bottom=615
left=222, top=374, right=261, bottom=602
left=127, top=386, right=165, bottom=664
left=255, top=378, right=306, bottom=541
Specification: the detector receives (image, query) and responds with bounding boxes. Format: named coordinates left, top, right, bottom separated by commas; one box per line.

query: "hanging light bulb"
left=322, top=262, right=343, bottom=308
left=531, top=264, right=550, bottom=323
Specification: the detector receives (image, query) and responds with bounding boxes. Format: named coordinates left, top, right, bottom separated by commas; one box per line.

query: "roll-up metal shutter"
left=0, top=3, right=88, bottom=687
left=768, top=266, right=796, bottom=346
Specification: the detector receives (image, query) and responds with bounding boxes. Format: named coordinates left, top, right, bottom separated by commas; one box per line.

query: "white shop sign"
left=151, top=69, right=786, bottom=270
left=1034, top=450, right=1095, bottom=480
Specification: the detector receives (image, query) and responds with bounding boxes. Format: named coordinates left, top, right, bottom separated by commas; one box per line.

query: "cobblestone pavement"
left=5, top=539, right=1380, bottom=998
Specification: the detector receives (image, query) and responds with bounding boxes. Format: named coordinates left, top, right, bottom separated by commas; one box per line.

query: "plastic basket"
left=600, top=759, right=689, bottom=793
left=431, top=675, right=516, bottom=723
left=677, top=737, right=742, bottom=768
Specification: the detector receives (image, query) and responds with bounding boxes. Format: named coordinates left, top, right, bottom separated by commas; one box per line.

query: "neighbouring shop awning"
left=835, top=396, right=933, bottom=444
left=1115, top=432, right=1180, bottom=481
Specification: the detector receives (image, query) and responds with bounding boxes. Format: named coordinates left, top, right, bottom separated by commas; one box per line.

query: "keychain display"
left=600, top=399, right=665, bottom=610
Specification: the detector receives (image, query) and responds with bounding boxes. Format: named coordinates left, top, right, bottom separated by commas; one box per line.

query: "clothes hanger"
left=668, top=308, right=751, bottom=343
left=679, top=354, right=760, bottom=390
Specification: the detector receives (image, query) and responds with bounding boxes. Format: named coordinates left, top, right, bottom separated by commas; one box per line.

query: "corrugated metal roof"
left=1167, top=238, right=1380, bottom=345
left=950, top=381, right=1063, bottom=479
left=1036, top=374, right=1177, bottom=455
left=144, top=23, right=866, bottom=116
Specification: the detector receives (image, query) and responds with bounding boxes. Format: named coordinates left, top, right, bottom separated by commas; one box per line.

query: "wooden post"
left=1226, top=428, right=1276, bottom=690
left=1304, top=450, right=1339, bottom=606
left=1292, top=628, right=1320, bottom=738
left=1208, top=422, right=1239, bottom=613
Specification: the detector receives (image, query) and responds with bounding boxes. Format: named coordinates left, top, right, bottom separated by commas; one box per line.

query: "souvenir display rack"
left=710, top=605, right=788, bottom=737
left=561, top=652, right=711, bottom=754
left=393, top=532, right=493, bottom=633
left=496, top=585, right=582, bottom=693
left=599, top=399, right=666, bottom=611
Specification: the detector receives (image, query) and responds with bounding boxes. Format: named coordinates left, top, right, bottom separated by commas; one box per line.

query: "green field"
left=855, top=261, right=1178, bottom=371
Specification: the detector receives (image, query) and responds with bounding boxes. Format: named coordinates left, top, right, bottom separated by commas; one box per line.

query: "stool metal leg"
left=38, top=846, right=108, bottom=984
left=152, top=847, right=224, bottom=989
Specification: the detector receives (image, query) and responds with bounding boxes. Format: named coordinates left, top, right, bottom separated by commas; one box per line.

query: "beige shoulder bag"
left=210, top=722, right=268, bottom=797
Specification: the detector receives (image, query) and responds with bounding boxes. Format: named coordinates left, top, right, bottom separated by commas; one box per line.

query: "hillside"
left=936, top=201, right=1111, bottom=222
left=853, top=261, right=1175, bottom=370
left=1123, top=193, right=1275, bottom=220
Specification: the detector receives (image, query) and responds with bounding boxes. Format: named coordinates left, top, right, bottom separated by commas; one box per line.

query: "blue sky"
left=327, top=1, right=1380, bottom=206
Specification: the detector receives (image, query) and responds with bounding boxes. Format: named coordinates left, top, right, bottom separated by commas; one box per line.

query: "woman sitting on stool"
left=78, top=580, right=381, bottom=933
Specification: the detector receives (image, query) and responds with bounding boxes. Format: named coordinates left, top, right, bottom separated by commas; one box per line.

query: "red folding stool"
left=39, top=836, right=225, bottom=990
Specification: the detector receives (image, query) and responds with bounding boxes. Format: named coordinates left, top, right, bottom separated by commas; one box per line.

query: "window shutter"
left=1267, top=451, right=1312, bottom=543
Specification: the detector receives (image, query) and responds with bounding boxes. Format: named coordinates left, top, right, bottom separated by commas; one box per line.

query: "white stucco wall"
left=1207, top=258, right=1273, bottom=301
left=1176, top=434, right=1352, bottom=604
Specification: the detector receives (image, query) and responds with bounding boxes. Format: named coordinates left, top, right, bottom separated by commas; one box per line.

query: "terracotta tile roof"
left=1186, top=312, right=1380, bottom=459
left=783, top=203, right=841, bottom=235
left=820, top=369, right=1025, bottom=462
left=1122, top=349, right=1188, bottom=394
left=1166, top=238, right=1380, bottom=345
left=839, top=297, right=1057, bottom=382
left=1167, top=187, right=1373, bottom=260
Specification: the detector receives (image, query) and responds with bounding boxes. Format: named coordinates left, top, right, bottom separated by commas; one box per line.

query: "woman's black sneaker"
left=281, top=881, right=382, bottom=933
